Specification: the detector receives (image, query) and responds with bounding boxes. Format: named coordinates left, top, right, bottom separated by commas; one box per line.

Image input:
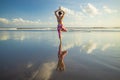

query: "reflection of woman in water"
left=55, top=7, right=67, bottom=41
left=56, top=41, right=67, bottom=71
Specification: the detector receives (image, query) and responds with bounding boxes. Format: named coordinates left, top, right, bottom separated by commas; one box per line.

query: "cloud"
left=0, top=31, right=26, bottom=41
left=12, top=18, right=42, bottom=26
left=101, top=43, right=115, bottom=51
left=13, top=33, right=25, bottom=41
left=62, top=33, right=82, bottom=50
left=81, top=3, right=99, bottom=16
left=0, top=31, right=46, bottom=41
left=62, top=40, right=81, bottom=50
left=60, top=6, right=85, bottom=26
left=62, top=43, right=74, bottom=50
left=61, top=6, right=84, bottom=19
left=0, top=17, right=54, bottom=27
left=26, top=63, right=33, bottom=68
left=0, top=4, right=119, bottom=27
left=0, top=31, right=9, bottom=40
left=103, top=6, right=118, bottom=14
left=0, top=18, right=9, bottom=24
left=31, top=62, right=56, bottom=80
left=61, top=6, right=75, bottom=15
left=81, top=40, right=97, bottom=54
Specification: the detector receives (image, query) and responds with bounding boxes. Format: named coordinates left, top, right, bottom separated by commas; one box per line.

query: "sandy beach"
left=0, top=31, right=120, bottom=80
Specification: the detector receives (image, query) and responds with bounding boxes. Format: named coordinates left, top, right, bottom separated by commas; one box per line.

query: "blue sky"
left=0, top=0, right=120, bottom=27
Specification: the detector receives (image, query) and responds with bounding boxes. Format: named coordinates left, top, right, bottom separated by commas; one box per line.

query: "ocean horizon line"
left=0, top=27, right=120, bottom=32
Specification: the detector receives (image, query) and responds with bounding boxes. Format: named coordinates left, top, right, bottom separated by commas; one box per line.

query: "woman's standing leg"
left=58, top=29, right=61, bottom=41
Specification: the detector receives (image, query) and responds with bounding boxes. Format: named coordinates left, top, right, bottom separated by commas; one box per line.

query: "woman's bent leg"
left=61, top=26, right=67, bottom=32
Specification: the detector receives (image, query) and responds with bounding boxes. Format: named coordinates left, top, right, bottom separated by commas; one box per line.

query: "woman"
left=56, top=41, right=67, bottom=71
left=55, top=7, right=67, bottom=41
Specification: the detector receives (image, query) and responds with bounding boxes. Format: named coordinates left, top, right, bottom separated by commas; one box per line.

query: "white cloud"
left=12, top=18, right=42, bottom=26
left=0, top=35, right=9, bottom=40
left=0, top=4, right=119, bottom=27
left=0, top=18, right=9, bottom=24
left=60, top=6, right=85, bottom=26
left=81, top=3, right=99, bottom=16
left=13, top=33, right=25, bottom=41
left=61, top=6, right=84, bottom=18
left=62, top=33, right=82, bottom=50
left=0, top=31, right=26, bottom=41
left=101, top=43, right=115, bottom=51
left=0, top=17, right=54, bottom=27
left=81, top=40, right=97, bottom=54
left=62, top=40, right=82, bottom=50
left=26, top=63, right=33, bottom=68
left=62, top=43, right=74, bottom=50
left=103, top=6, right=118, bottom=14
left=61, top=6, right=75, bottom=15
left=0, top=31, right=9, bottom=40
left=31, top=62, right=56, bottom=80
left=0, top=31, right=52, bottom=41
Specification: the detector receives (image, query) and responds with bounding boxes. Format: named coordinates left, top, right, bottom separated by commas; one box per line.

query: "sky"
left=0, top=0, right=120, bottom=27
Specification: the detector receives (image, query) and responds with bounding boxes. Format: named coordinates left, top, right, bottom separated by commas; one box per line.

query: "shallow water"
left=0, top=31, right=120, bottom=80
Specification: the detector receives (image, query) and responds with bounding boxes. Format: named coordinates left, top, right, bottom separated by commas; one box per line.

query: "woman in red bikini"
left=56, top=41, right=67, bottom=71
left=55, top=7, right=67, bottom=41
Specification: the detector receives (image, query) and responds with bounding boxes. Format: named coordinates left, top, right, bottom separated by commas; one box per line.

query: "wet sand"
left=0, top=31, right=120, bottom=80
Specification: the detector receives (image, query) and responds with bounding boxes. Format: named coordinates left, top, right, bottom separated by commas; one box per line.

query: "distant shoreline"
left=0, top=27, right=120, bottom=32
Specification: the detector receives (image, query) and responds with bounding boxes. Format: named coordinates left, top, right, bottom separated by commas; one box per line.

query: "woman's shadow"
left=56, top=41, right=68, bottom=71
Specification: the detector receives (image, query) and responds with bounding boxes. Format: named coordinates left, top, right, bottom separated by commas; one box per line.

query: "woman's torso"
left=57, top=16, right=63, bottom=25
